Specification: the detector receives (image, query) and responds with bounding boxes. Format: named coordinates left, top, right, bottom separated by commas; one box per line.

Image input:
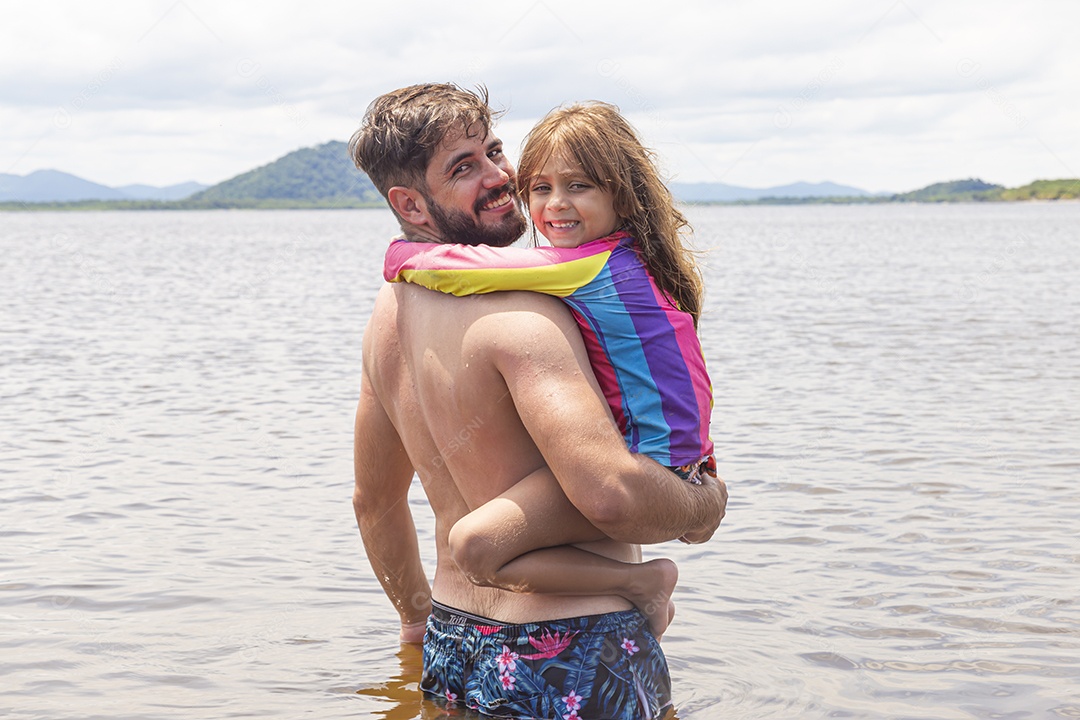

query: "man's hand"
left=679, top=473, right=728, bottom=544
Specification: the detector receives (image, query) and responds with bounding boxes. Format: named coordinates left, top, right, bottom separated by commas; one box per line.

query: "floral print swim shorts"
left=421, top=600, right=673, bottom=719
left=668, top=453, right=717, bottom=485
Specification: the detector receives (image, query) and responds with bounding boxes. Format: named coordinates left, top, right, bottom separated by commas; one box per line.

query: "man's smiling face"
left=420, top=128, right=526, bottom=247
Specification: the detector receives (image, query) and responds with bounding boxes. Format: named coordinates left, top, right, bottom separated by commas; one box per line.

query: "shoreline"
left=3, top=198, right=1080, bottom=212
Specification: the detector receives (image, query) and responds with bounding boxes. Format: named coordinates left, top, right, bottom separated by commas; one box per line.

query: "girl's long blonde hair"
left=517, top=102, right=704, bottom=325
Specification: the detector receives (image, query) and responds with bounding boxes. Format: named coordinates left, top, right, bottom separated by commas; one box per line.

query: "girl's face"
left=526, top=154, right=620, bottom=248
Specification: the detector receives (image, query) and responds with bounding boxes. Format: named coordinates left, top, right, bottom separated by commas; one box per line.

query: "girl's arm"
left=383, top=237, right=616, bottom=297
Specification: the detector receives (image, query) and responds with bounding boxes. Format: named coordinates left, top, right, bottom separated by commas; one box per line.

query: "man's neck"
left=400, top=224, right=446, bottom=244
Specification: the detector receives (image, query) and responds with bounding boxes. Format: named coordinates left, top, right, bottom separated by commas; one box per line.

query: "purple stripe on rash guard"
left=640, top=265, right=715, bottom=459
left=606, top=247, right=704, bottom=465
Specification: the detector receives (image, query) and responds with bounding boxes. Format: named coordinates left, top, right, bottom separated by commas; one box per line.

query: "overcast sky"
left=2, top=0, right=1076, bottom=193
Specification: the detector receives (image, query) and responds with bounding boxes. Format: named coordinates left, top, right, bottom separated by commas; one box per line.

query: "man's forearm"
left=497, top=297, right=727, bottom=547
left=584, top=455, right=727, bottom=544
left=352, top=369, right=431, bottom=631
left=354, top=494, right=432, bottom=627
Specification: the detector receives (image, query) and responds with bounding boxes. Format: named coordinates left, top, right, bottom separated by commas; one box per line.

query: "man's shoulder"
left=481, top=287, right=573, bottom=312
left=365, top=284, right=400, bottom=335
left=471, top=292, right=587, bottom=374
left=371, top=283, right=576, bottom=344
left=471, top=289, right=579, bottom=340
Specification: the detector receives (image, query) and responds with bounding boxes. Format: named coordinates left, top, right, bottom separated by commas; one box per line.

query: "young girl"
left=383, top=102, right=716, bottom=637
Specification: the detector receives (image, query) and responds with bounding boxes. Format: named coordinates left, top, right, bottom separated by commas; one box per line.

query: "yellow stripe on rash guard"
left=396, top=252, right=611, bottom=298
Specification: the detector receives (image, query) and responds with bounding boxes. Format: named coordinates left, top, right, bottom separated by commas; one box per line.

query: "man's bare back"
left=362, top=282, right=640, bottom=622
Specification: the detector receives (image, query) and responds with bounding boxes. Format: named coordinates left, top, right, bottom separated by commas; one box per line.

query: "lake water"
left=1, top=204, right=1078, bottom=719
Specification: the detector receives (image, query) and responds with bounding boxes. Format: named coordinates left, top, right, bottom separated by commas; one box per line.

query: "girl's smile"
left=528, top=154, right=620, bottom=248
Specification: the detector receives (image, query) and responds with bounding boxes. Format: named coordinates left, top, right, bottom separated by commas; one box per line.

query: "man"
left=350, top=83, right=726, bottom=719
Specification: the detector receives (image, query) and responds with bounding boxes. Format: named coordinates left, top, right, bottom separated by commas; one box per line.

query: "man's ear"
left=387, top=186, right=430, bottom=226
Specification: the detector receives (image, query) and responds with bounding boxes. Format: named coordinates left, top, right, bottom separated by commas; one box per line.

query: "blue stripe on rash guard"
left=566, top=262, right=673, bottom=465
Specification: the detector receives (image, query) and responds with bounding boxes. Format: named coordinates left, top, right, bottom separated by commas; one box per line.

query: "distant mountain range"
left=2, top=160, right=880, bottom=205
left=0, top=170, right=208, bottom=202
left=889, top=177, right=1080, bottom=202
left=669, top=180, right=881, bottom=202
left=117, top=181, right=209, bottom=201
left=681, top=177, right=1079, bottom=204
left=3, top=142, right=1078, bottom=208
left=1, top=141, right=379, bottom=207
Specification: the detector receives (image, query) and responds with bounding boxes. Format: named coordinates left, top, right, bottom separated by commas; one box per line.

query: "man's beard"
left=423, top=182, right=527, bottom=247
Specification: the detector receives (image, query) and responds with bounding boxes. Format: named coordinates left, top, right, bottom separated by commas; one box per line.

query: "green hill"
left=5, top=144, right=1080, bottom=211
left=999, top=179, right=1080, bottom=200
left=190, top=141, right=381, bottom=205
left=893, top=178, right=1004, bottom=202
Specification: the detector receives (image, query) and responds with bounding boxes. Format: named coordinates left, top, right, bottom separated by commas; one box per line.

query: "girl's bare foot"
left=628, top=558, right=679, bottom=639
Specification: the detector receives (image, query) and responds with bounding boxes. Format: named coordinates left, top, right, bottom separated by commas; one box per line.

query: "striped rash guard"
left=383, top=231, right=713, bottom=467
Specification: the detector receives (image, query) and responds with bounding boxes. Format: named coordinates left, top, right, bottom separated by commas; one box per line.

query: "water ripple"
left=2, top=206, right=1078, bottom=718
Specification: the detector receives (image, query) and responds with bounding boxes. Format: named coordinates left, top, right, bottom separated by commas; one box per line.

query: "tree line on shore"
left=3, top=139, right=1077, bottom=210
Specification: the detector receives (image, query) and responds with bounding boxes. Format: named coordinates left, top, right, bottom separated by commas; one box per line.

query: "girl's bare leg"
left=447, top=467, right=678, bottom=637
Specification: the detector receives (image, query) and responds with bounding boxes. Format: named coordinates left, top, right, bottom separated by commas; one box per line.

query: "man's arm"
left=353, top=367, right=431, bottom=643
left=491, top=295, right=726, bottom=544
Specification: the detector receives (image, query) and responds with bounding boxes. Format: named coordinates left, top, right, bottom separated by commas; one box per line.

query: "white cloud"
left=2, top=0, right=1077, bottom=190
